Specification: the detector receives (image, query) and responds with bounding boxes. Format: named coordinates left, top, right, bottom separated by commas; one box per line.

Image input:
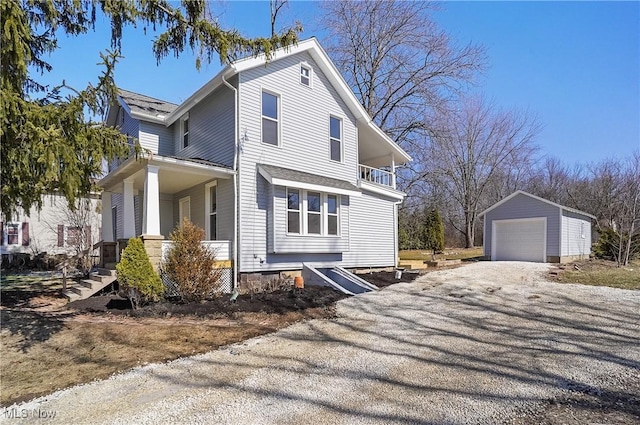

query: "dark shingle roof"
left=118, top=89, right=178, bottom=117
left=258, top=164, right=359, bottom=192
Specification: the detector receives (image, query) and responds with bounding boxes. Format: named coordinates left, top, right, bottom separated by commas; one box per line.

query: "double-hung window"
left=330, top=116, right=342, bottom=162
left=285, top=190, right=339, bottom=236
left=287, top=189, right=300, bottom=234
left=262, top=91, right=279, bottom=146
left=6, top=223, right=19, bottom=245
left=300, top=64, right=311, bottom=86
left=307, top=192, right=322, bottom=235
left=327, top=195, right=339, bottom=236
left=182, top=114, right=189, bottom=149
left=206, top=183, right=217, bottom=240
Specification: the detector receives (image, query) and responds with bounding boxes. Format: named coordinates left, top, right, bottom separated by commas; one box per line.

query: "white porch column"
left=142, top=165, right=161, bottom=235
left=101, top=191, right=113, bottom=242
left=123, top=178, right=136, bottom=239
left=390, top=153, right=396, bottom=189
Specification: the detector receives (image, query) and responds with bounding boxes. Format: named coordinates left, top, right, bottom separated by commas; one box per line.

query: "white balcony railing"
left=161, top=240, right=231, bottom=261
left=358, top=164, right=395, bottom=188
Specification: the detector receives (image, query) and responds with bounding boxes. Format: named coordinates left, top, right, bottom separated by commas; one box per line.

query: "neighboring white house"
left=99, top=37, right=411, bottom=287
left=1, top=194, right=101, bottom=258
left=479, top=190, right=595, bottom=263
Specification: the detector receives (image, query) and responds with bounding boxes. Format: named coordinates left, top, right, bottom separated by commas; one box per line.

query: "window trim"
left=5, top=222, right=21, bottom=245
left=326, top=194, right=339, bottom=236
left=286, top=188, right=301, bottom=235
left=329, top=115, right=343, bottom=163
left=285, top=189, right=340, bottom=237
left=306, top=191, right=322, bottom=235
left=261, top=89, right=281, bottom=147
left=112, top=206, right=118, bottom=241
left=300, top=62, right=312, bottom=87
left=205, top=181, right=218, bottom=240
left=181, top=113, right=190, bottom=149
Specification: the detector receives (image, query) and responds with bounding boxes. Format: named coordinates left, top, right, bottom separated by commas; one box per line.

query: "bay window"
left=286, top=189, right=339, bottom=236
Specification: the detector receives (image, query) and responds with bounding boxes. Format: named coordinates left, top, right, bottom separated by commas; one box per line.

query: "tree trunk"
left=465, top=215, right=474, bottom=248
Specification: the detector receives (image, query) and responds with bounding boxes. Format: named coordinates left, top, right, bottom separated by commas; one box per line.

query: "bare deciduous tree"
left=320, top=0, right=486, bottom=152
left=422, top=96, right=540, bottom=248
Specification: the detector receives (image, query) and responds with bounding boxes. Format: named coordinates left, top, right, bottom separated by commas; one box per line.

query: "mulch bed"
left=67, top=286, right=350, bottom=317
left=357, top=270, right=420, bottom=288
left=65, top=271, right=419, bottom=317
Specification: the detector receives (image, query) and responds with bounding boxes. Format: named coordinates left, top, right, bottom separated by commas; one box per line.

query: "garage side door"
left=492, top=218, right=546, bottom=262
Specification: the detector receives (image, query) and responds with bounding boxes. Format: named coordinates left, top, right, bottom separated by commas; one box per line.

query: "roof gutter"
left=221, top=73, right=240, bottom=291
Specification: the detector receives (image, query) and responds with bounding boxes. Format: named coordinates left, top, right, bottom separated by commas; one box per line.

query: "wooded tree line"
left=319, top=0, right=639, bottom=264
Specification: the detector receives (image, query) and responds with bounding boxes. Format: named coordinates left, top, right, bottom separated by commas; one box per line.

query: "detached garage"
left=480, top=191, right=595, bottom=263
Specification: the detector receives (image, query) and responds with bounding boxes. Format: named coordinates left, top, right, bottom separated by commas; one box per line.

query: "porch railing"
left=358, top=164, right=395, bottom=188
left=161, top=240, right=231, bottom=261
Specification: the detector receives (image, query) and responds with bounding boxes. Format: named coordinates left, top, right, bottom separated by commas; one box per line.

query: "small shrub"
left=162, top=219, right=223, bottom=303
left=116, top=238, right=163, bottom=308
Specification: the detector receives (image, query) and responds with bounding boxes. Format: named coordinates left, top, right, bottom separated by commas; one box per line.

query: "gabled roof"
left=117, top=37, right=411, bottom=164
left=118, top=89, right=178, bottom=120
left=479, top=190, right=596, bottom=219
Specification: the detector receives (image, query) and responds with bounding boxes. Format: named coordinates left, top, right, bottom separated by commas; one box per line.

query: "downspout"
left=222, top=73, right=239, bottom=290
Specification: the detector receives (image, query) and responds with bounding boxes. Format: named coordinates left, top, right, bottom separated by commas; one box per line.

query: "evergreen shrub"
left=116, top=237, right=163, bottom=308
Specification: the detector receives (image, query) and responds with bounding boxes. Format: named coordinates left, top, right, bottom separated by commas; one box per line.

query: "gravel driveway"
left=6, top=262, right=640, bottom=424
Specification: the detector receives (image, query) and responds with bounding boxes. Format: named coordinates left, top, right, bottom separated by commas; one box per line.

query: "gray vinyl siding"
left=238, top=51, right=359, bottom=272
left=216, top=178, right=235, bottom=241
left=159, top=194, right=174, bottom=238
left=139, top=122, right=174, bottom=156
left=173, top=184, right=205, bottom=231
left=172, top=180, right=234, bottom=242
left=562, top=211, right=591, bottom=256
left=483, top=193, right=561, bottom=257
left=110, top=110, right=139, bottom=172
left=112, top=193, right=124, bottom=240
left=270, top=186, right=350, bottom=254
left=342, top=191, right=397, bottom=268
left=134, top=195, right=142, bottom=236
left=174, top=84, right=236, bottom=167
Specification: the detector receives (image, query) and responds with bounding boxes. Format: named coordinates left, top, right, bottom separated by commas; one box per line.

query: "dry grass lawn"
left=555, top=259, right=640, bottom=290
left=0, top=273, right=336, bottom=406
left=0, top=310, right=328, bottom=406
left=399, top=247, right=483, bottom=261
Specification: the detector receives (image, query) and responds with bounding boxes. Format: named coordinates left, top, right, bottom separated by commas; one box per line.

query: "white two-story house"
left=99, top=38, right=411, bottom=289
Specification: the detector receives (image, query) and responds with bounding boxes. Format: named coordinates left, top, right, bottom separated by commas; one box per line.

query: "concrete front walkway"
left=8, top=262, right=640, bottom=424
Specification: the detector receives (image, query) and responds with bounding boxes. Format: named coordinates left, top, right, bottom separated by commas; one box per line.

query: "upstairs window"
left=182, top=114, right=190, bottom=149
left=330, top=116, right=342, bottom=162
left=262, top=91, right=279, bottom=146
left=300, top=64, right=311, bottom=86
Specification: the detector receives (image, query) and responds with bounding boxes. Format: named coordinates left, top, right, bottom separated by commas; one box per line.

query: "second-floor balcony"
left=358, top=164, right=396, bottom=189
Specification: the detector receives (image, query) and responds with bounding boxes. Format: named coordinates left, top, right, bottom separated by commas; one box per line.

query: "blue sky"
left=37, top=1, right=639, bottom=166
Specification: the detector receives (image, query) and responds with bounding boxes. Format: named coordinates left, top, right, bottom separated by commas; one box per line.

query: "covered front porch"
left=98, top=154, right=235, bottom=273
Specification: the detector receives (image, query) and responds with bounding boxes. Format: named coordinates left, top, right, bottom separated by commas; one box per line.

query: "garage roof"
left=479, top=190, right=596, bottom=219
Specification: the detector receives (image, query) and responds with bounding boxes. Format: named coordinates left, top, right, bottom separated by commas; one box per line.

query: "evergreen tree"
left=1, top=0, right=300, bottom=220
left=423, top=208, right=445, bottom=257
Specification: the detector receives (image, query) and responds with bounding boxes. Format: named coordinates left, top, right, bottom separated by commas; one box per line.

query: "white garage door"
left=492, top=218, right=546, bottom=262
